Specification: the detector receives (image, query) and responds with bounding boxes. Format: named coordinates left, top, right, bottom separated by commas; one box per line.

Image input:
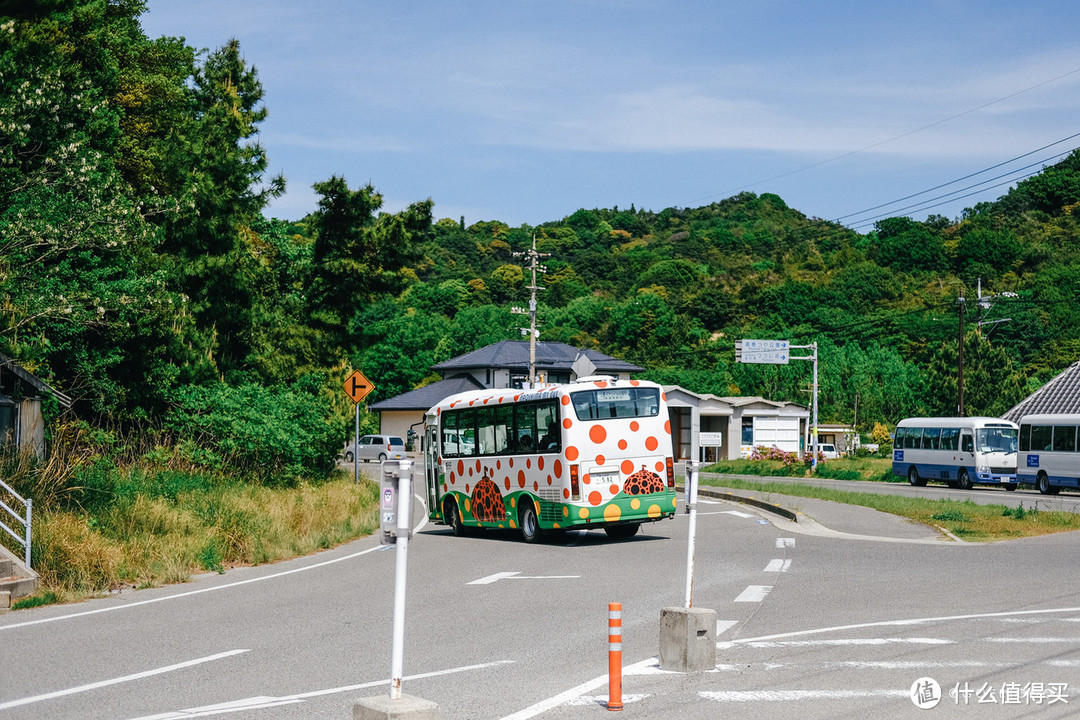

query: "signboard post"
left=735, top=340, right=820, bottom=471
left=343, top=370, right=375, bottom=484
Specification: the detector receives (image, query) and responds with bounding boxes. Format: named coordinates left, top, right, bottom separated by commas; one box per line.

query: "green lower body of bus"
left=433, top=488, right=678, bottom=531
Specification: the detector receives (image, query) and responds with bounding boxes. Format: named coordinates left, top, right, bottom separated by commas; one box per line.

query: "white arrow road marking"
left=469, top=571, right=581, bottom=585
left=0, top=649, right=250, bottom=711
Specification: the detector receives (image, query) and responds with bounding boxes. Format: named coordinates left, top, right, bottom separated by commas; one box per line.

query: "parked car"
left=818, top=443, right=839, bottom=459
left=344, top=435, right=406, bottom=463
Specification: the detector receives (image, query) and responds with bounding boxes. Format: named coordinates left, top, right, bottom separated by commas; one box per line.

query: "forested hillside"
left=3, top=1, right=1080, bottom=480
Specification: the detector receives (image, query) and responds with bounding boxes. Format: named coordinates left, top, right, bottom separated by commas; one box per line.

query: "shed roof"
left=0, top=352, right=72, bottom=408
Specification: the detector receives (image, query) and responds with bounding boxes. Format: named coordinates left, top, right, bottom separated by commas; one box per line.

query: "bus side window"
left=961, top=433, right=973, bottom=453
left=535, top=400, right=560, bottom=452
left=494, top=405, right=512, bottom=454
left=443, top=412, right=459, bottom=457
left=1031, top=425, right=1052, bottom=451
left=514, top=403, right=537, bottom=454
left=1019, top=425, right=1030, bottom=452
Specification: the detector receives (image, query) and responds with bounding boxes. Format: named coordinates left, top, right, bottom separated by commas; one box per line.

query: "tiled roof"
left=431, top=340, right=643, bottom=373
left=368, top=375, right=485, bottom=412
left=1002, top=359, right=1080, bottom=421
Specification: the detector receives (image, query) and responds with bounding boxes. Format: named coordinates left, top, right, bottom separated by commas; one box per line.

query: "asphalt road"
left=1, top=471, right=1078, bottom=719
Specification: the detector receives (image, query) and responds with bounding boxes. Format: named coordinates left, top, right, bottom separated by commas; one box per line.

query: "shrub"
left=163, top=380, right=349, bottom=484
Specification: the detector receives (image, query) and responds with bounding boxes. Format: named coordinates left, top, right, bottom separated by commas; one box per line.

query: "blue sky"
left=139, top=1, right=1080, bottom=230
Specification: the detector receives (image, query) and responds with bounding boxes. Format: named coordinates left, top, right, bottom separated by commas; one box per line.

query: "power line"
left=847, top=149, right=1075, bottom=229
left=835, top=132, right=1080, bottom=223
left=691, top=66, right=1080, bottom=206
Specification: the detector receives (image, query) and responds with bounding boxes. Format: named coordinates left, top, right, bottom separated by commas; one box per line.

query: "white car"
left=818, top=443, right=839, bottom=459
left=344, top=435, right=406, bottom=463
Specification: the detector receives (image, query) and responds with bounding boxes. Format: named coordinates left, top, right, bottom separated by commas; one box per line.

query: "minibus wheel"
left=1036, top=472, right=1059, bottom=495
left=956, top=469, right=972, bottom=490
left=445, top=499, right=466, bottom=536
left=519, top=500, right=542, bottom=543
left=907, top=466, right=926, bottom=487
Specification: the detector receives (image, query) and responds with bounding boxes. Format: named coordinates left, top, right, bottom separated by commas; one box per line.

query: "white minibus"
left=892, top=417, right=1018, bottom=490
left=1017, top=414, right=1080, bottom=494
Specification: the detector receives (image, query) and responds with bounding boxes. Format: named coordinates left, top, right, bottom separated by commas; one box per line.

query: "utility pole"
left=957, top=294, right=965, bottom=417
left=512, top=233, right=549, bottom=388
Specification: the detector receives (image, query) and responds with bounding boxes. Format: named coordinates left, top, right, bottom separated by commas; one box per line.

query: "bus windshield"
left=571, top=387, right=660, bottom=420
left=977, top=427, right=1018, bottom=453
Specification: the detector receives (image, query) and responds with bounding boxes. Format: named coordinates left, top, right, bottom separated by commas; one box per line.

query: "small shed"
left=0, top=353, right=72, bottom=459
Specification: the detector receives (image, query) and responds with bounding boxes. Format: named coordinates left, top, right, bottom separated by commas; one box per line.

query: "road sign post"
left=343, top=370, right=376, bottom=485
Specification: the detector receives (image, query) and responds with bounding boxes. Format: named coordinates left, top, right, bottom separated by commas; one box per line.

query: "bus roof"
left=425, top=378, right=663, bottom=416
left=895, top=416, right=1018, bottom=429
left=1017, top=413, right=1080, bottom=424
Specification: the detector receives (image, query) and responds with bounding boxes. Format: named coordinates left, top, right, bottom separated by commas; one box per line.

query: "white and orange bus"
left=423, top=378, right=677, bottom=542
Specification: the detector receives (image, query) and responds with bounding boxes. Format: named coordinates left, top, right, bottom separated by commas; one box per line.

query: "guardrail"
left=0, top=477, right=31, bottom=569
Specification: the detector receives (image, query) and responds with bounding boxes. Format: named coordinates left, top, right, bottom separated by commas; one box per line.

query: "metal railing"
left=0, top=477, right=31, bottom=569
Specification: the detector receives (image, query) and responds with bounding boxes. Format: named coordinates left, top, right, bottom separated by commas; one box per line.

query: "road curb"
left=677, top=484, right=799, bottom=522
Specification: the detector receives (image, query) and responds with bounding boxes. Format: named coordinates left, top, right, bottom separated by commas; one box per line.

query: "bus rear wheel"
left=908, top=466, right=926, bottom=487
left=1037, top=472, right=1060, bottom=495
left=956, top=469, right=972, bottom=490
left=605, top=523, right=640, bottom=540
left=519, top=501, right=543, bottom=543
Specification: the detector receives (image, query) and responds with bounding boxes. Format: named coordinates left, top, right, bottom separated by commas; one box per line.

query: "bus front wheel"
left=519, top=501, right=543, bottom=543
left=908, top=466, right=926, bottom=487
left=1037, top=472, right=1060, bottom=496
left=956, top=468, right=972, bottom=491
left=445, top=500, right=466, bottom=536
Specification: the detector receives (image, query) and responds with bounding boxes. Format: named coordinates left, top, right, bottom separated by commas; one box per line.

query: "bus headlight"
left=977, top=466, right=990, bottom=475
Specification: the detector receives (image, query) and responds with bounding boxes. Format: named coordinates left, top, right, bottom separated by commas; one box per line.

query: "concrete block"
left=0, top=591, right=10, bottom=609
left=659, top=606, right=717, bottom=672
left=353, top=693, right=440, bottom=720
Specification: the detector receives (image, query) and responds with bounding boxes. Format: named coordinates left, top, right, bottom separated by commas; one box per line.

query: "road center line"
left=0, top=649, right=250, bottom=711
left=764, top=559, right=791, bottom=572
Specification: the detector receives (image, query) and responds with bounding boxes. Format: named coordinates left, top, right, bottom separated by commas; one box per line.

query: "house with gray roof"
left=1002, top=359, right=1080, bottom=421
left=369, top=341, right=643, bottom=442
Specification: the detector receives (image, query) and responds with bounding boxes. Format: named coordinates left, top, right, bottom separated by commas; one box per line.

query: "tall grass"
left=2, top=424, right=380, bottom=604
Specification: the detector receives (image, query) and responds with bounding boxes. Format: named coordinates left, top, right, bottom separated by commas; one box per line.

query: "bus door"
left=959, top=431, right=975, bottom=472
left=424, top=420, right=441, bottom=520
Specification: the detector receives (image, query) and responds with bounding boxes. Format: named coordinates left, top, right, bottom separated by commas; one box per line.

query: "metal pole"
left=389, top=459, right=413, bottom=700
left=24, top=498, right=31, bottom=569
left=684, top=460, right=699, bottom=608
left=354, top=403, right=360, bottom=484
left=811, top=342, right=819, bottom=473
left=957, top=296, right=965, bottom=417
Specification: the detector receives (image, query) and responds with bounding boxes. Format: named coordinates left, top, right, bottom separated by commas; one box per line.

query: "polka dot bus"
left=423, top=378, right=678, bottom=542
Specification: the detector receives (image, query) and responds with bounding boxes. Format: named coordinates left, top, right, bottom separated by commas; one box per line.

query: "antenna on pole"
left=511, top=232, right=549, bottom=388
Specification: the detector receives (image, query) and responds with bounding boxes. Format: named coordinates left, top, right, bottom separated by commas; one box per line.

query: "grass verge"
left=701, top=476, right=1080, bottom=542
left=11, top=472, right=379, bottom=607
left=706, top=456, right=897, bottom=482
